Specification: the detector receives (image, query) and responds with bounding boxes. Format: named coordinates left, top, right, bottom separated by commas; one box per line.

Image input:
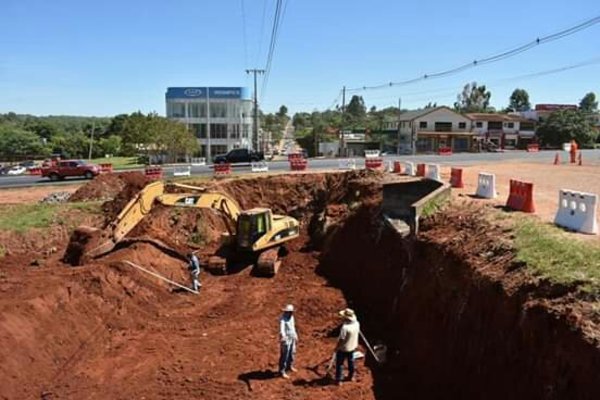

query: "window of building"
left=168, top=102, right=186, bottom=118
left=210, top=102, right=227, bottom=118
left=210, top=123, right=228, bottom=139
left=476, top=122, right=483, bottom=128
left=453, top=137, right=470, bottom=152
left=242, top=124, right=250, bottom=138
left=419, top=121, right=427, bottom=129
left=188, top=102, right=207, bottom=118
left=520, top=122, right=535, bottom=131
left=488, top=121, right=503, bottom=130
left=190, top=124, right=207, bottom=139
left=505, top=122, right=515, bottom=129
left=434, top=122, right=452, bottom=132
left=458, top=122, right=466, bottom=129
left=230, top=124, right=240, bottom=139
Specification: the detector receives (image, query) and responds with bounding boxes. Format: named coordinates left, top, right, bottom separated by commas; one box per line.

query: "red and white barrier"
left=393, top=161, right=402, bottom=174
left=476, top=172, right=497, bottom=199
left=416, top=163, right=426, bottom=177
left=450, top=168, right=464, bottom=188
left=554, top=190, right=598, bottom=235
left=438, top=147, right=452, bottom=156
left=28, top=167, right=42, bottom=176
left=526, top=144, right=539, bottom=153
left=365, top=158, right=384, bottom=170
left=144, top=166, right=163, bottom=180
left=506, top=180, right=535, bottom=213
left=289, top=159, right=308, bottom=171
left=364, top=150, right=381, bottom=158
left=214, top=163, right=232, bottom=177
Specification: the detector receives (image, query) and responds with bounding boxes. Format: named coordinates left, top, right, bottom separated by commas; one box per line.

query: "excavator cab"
left=236, top=208, right=272, bottom=250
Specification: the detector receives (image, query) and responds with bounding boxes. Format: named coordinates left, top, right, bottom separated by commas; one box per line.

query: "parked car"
left=7, top=166, right=27, bottom=175
left=213, top=148, right=264, bottom=164
left=19, top=160, right=36, bottom=169
left=41, top=159, right=100, bottom=181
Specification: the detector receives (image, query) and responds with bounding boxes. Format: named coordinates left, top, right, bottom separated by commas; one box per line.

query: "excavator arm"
left=65, top=181, right=244, bottom=265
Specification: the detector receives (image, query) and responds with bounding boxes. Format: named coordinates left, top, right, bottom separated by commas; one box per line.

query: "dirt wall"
left=318, top=204, right=600, bottom=399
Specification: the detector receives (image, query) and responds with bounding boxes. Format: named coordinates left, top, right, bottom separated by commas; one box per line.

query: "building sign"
left=166, top=87, right=250, bottom=100
left=535, top=104, right=577, bottom=111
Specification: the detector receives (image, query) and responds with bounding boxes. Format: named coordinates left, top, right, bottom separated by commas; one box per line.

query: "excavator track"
left=255, top=248, right=281, bottom=277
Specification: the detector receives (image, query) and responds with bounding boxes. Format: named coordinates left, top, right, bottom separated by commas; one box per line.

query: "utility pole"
left=339, top=86, right=346, bottom=157
left=396, top=97, right=402, bottom=155
left=87, top=120, right=96, bottom=160
left=246, top=69, right=265, bottom=151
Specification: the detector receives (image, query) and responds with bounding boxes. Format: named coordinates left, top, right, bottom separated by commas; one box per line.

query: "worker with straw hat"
left=335, top=308, right=360, bottom=385
left=279, top=304, right=298, bottom=379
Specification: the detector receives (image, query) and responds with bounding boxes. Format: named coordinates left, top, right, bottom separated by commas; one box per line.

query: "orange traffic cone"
left=553, top=152, right=561, bottom=165
left=578, top=152, right=582, bottom=166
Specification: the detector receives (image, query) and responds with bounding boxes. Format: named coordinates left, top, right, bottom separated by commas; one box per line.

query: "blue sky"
left=0, top=0, right=599, bottom=116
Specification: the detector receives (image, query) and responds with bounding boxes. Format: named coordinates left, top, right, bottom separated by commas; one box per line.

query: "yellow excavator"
left=68, top=181, right=300, bottom=276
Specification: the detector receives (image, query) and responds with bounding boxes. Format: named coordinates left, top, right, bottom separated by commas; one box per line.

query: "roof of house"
left=398, top=106, right=461, bottom=121
left=465, top=113, right=533, bottom=123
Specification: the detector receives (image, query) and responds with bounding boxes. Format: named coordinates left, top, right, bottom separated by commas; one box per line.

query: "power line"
left=347, top=15, right=600, bottom=92
left=240, top=0, right=249, bottom=67
left=255, top=0, right=269, bottom=66
left=261, top=0, right=289, bottom=102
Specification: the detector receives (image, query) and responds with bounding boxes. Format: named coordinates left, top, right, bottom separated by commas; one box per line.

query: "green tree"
left=98, top=135, right=122, bottom=156
left=579, top=92, right=598, bottom=113
left=454, top=82, right=492, bottom=112
left=277, top=105, right=288, bottom=119
left=508, top=88, right=531, bottom=111
left=345, top=95, right=366, bottom=122
left=0, top=125, right=46, bottom=160
left=537, top=109, right=597, bottom=148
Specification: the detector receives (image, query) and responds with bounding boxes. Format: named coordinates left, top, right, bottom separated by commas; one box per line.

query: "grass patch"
left=514, top=219, right=600, bottom=295
left=90, top=156, right=142, bottom=170
left=0, top=204, right=59, bottom=232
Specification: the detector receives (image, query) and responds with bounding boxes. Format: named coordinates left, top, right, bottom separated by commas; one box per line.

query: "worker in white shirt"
left=335, top=308, right=360, bottom=385
left=279, top=304, right=298, bottom=379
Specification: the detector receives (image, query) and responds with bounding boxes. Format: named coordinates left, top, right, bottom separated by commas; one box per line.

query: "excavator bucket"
left=63, top=226, right=116, bottom=266
left=255, top=248, right=281, bottom=277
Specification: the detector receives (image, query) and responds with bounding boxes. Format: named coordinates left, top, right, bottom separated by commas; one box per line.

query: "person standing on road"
left=335, top=308, right=360, bottom=385
left=188, top=252, right=201, bottom=292
left=279, top=304, right=298, bottom=379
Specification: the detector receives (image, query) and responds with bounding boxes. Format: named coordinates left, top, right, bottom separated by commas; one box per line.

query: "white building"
left=398, top=107, right=474, bottom=153
left=466, top=113, right=536, bottom=149
left=165, top=87, right=254, bottom=159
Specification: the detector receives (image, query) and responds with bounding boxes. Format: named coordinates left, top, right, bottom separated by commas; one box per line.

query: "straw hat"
left=282, top=304, right=294, bottom=312
left=339, top=308, right=356, bottom=321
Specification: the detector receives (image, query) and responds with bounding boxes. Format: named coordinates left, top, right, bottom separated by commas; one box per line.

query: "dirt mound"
left=69, top=171, right=150, bottom=203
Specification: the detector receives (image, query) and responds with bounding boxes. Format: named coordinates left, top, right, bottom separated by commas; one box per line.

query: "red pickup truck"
left=42, top=160, right=101, bottom=181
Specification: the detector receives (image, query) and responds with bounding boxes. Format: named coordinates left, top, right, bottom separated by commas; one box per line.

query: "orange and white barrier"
left=425, top=164, right=441, bottom=181
left=526, top=144, right=539, bottom=153
left=173, top=165, right=191, bottom=177
left=251, top=161, right=269, bottom=173
left=288, top=153, right=303, bottom=162
left=365, top=158, right=384, bottom=170
left=438, top=147, right=452, bottom=156
left=214, top=163, right=232, bottom=177
left=450, top=168, right=464, bottom=188
left=554, top=190, right=598, bottom=235
left=393, top=161, right=402, bottom=174
left=476, top=172, right=497, bottom=199
left=506, top=180, right=535, bottom=213
left=404, top=162, right=415, bottom=176
left=144, top=166, right=163, bottom=180
left=416, top=163, right=426, bottom=177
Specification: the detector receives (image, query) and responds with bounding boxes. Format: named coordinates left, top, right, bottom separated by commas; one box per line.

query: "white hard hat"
left=282, top=304, right=294, bottom=312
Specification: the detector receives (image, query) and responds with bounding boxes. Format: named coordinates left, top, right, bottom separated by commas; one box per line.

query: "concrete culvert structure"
left=1, top=170, right=599, bottom=399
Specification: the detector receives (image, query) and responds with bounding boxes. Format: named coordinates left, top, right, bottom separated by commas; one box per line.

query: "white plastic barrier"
left=173, top=165, right=191, bottom=177
left=425, top=163, right=441, bottom=181
left=191, top=157, right=206, bottom=166
left=554, top=190, right=598, bottom=235
left=386, top=161, right=393, bottom=172
left=404, top=161, right=415, bottom=176
left=364, top=150, right=381, bottom=158
left=338, top=159, right=357, bottom=170
left=476, top=172, right=497, bottom=199
left=251, top=161, right=269, bottom=173
left=562, top=143, right=572, bottom=152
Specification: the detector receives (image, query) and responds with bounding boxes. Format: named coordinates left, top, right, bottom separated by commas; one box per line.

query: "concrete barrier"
left=425, top=164, right=441, bottom=181
left=404, top=162, right=415, bottom=176
left=554, top=190, right=598, bottom=234
left=475, top=172, right=497, bottom=199
left=190, top=157, right=206, bottom=166
left=251, top=161, right=269, bottom=173
left=173, top=165, right=191, bottom=177
left=338, top=159, right=357, bottom=170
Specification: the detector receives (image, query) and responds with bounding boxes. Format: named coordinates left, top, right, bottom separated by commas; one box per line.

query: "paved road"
left=1, top=149, right=598, bottom=190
